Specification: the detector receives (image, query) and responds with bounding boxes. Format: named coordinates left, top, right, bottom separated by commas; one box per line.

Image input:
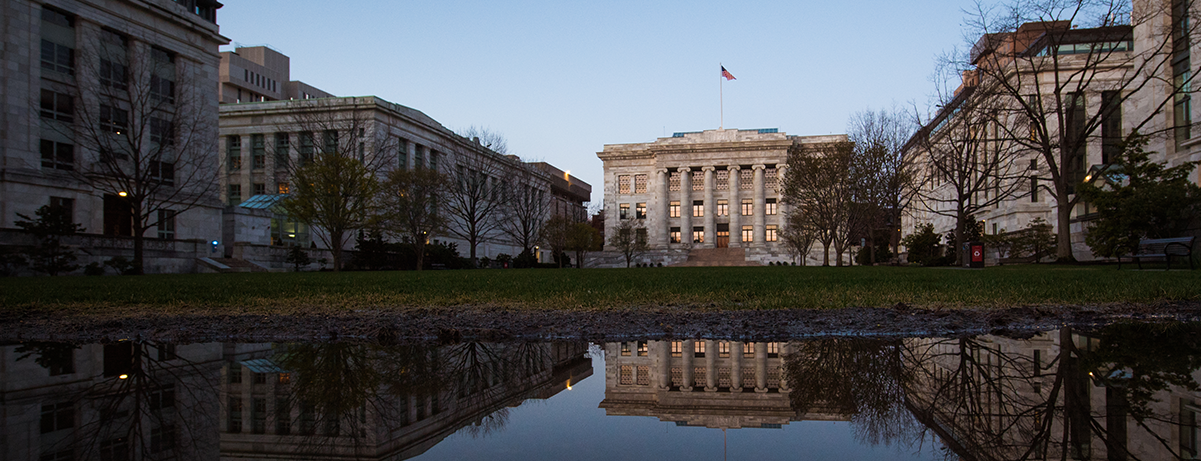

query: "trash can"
left=968, top=242, right=985, bottom=268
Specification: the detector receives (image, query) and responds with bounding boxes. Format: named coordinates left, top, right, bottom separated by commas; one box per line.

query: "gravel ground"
left=4, top=302, right=1201, bottom=343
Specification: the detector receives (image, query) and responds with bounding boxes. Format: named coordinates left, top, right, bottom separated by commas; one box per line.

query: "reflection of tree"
left=17, top=341, right=218, bottom=460
left=783, top=338, right=923, bottom=448
left=268, top=341, right=557, bottom=456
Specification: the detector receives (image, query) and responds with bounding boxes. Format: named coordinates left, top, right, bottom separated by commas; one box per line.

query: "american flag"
left=721, top=66, right=736, bottom=81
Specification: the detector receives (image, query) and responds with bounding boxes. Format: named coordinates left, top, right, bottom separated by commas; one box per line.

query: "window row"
left=669, top=225, right=777, bottom=244
left=663, top=198, right=777, bottom=218
left=42, top=5, right=177, bottom=102
left=225, top=132, right=438, bottom=172
left=667, top=341, right=781, bottom=358
left=244, top=68, right=278, bottom=93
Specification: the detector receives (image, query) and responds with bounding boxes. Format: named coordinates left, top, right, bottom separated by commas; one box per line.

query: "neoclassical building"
left=596, top=128, right=846, bottom=266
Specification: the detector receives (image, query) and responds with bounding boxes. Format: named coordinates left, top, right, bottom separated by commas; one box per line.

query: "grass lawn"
left=1, top=265, right=1199, bottom=316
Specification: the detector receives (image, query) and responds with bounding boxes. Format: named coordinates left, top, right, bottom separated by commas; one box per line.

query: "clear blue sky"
left=217, top=0, right=979, bottom=203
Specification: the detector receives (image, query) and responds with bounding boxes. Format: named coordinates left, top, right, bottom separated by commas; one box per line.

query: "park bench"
left=1123, top=236, right=1195, bottom=270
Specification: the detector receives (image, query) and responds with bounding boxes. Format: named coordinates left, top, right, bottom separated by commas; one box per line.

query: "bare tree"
left=780, top=210, right=818, bottom=265
left=607, top=218, right=648, bottom=268
left=500, top=162, right=551, bottom=255
left=848, top=107, right=918, bottom=262
left=61, top=28, right=219, bottom=274
left=457, top=125, right=509, bottom=155
left=952, top=0, right=1201, bottom=261
left=443, top=141, right=509, bottom=263
left=909, top=81, right=1032, bottom=264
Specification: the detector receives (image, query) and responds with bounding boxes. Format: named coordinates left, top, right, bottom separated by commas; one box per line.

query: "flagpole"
left=720, top=63, right=724, bottom=129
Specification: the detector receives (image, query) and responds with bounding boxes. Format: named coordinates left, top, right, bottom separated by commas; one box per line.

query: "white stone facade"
left=597, top=128, right=846, bottom=266
left=1, top=0, right=227, bottom=273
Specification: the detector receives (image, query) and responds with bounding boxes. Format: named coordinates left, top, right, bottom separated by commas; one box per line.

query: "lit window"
left=670, top=227, right=681, bottom=243
left=716, top=199, right=728, bottom=216
left=767, top=342, right=780, bottom=358
left=669, top=201, right=680, bottom=218
left=766, top=198, right=777, bottom=215
left=692, top=227, right=704, bottom=243
left=637, top=341, right=648, bottom=356
left=742, top=225, right=753, bottom=243
left=692, top=200, right=704, bottom=217
left=277, top=182, right=290, bottom=194
left=743, top=343, right=755, bottom=358
left=619, top=203, right=629, bottom=219
left=636, top=203, right=646, bottom=219
left=766, top=225, right=778, bottom=242
left=621, top=342, right=631, bottom=356
left=741, top=199, right=753, bottom=216
left=719, top=342, right=730, bottom=357
left=671, top=341, right=683, bottom=357
left=694, top=341, right=706, bottom=357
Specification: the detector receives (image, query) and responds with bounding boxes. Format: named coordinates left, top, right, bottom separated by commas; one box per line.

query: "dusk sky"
left=217, top=0, right=980, bottom=204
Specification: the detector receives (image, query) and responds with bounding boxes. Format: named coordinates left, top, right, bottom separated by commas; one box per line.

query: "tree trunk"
left=821, top=239, right=831, bottom=266
left=1055, top=198, right=1075, bottom=262
left=954, top=216, right=965, bottom=267
left=330, top=230, right=344, bottom=272
left=132, top=231, right=145, bottom=275
left=415, top=241, right=425, bottom=271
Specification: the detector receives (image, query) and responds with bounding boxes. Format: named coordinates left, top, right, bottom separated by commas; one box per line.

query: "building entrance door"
left=716, top=223, right=729, bottom=248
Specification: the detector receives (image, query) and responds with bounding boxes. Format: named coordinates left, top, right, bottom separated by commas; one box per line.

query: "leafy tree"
left=900, top=223, right=943, bottom=266
left=379, top=167, right=449, bottom=271
left=1009, top=217, right=1058, bottom=263
left=280, top=153, right=380, bottom=271
left=567, top=221, right=603, bottom=269
left=607, top=218, right=648, bottom=268
left=15, top=205, right=85, bottom=275
left=1077, top=138, right=1201, bottom=259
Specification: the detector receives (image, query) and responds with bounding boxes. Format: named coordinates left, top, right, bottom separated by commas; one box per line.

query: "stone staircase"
left=673, top=248, right=760, bottom=267
left=198, top=257, right=269, bottom=273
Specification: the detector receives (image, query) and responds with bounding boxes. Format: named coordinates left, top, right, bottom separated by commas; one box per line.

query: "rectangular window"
left=1101, top=91, right=1122, bottom=164
left=742, top=225, right=753, bottom=243
left=1065, top=92, right=1087, bottom=191
left=694, top=341, right=706, bottom=357
left=278, top=182, right=289, bottom=194
left=157, top=209, right=175, bottom=239
left=228, top=397, right=243, bottom=433
left=298, top=132, right=314, bottom=165
left=743, top=343, right=755, bottom=358
left=227, top=135, right=242, bottom=171
left=669, top=201, right=680, bottom=218
left=716, top=199, right=728, bottom=216
left=149, top=384, right=175, bottom=410
left=150, top=160, right=174, bottom=186
left=766, top=225, right=778, bottom=242
left=99, top=51, right=128, bottom=91
left=40, top=139, right=74, bottom=171
left=251, top=134, right=265, bottom=169
left=397, top=138, right=408, bottom=169
left=40, top=89, right=73, bottom=122
left=40, top=7, right=75, bottom=75
left=253, top=183, right=265, bottom=196
left=620, top=342, right=631, bottom=356
left=637, top=341, right=648, bottom=356
left=1174, top=0, right=1193, bottom=148
left=670, top=227, right=681, bottom=243
left=150, top=426, right=175, bottom=453
left=635, top=202, right=646, bottom=219
left=322, top=130, right=337, bottom=154
left=274, top=132, right=289, bottom=166
left=619, top=203, right=629, bottom=219
left=767, top=342, right=780, bottom=358
left=228, top=184, right=242, bottom=206
left=719, top=342, right=730, bottom=358
left=428, top=150, right=438, bottom=170
left=100, top=438, right=129, bottom=461
left=150, top=117, right=174, bottom=145
left=618, top=175, right=631, bottom=194
left=692, top=226, right=704, bottom=244
left=276, top=398, right=292, bottom=434
left=49, top=198, right=74, bottom=233
left=252, top=398, right=267, bottom=434
left=1030, top=159, right=1039, bottom=203
left=634, top=174, right=648, bottom=193
left=692, top=200, right=704, bottom=217
left=741, top=199, right=753, bottom=216
left=635, top=228, right=647, bottom=246
left=100, top=105, right=128, bottom=134
left=41, top=402, right=73, bottom=433
left=766, top=198, right=777, bottom=215
left=150, top=47, right=176, bottom=104
left=671, top=341, right=683, bottom=357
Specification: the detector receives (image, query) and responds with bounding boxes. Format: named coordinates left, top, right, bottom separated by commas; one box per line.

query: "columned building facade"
left=596, top=128, right=846, bottom=266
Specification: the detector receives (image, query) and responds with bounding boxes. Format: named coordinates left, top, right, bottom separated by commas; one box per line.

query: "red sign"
left=971, top=246, right=983, bottom=262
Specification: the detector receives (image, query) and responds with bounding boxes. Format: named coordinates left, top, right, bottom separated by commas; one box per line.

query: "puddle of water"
left=4, top=323, right=1198, bottom=460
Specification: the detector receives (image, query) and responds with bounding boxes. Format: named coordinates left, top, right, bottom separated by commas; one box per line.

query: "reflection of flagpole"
left=723, top=428, right=727, bottom=461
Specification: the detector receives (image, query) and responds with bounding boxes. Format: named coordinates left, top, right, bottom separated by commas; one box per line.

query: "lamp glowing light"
left=118, top=374, right=129, bottom=380
left=118, top=191, right=128, bottom=197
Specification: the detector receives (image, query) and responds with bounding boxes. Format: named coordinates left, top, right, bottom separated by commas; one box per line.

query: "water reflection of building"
left=218, top=342, right=591, bottom=460
left=599, top=340, right=845, bottom=429
left=0, top=342, right=224, bottom=460
left=904, top=329, right=1201, bottom=461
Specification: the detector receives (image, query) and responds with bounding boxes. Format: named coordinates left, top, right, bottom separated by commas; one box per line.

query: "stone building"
left=596, top=128, right=846, bottom=267
left=0, top=0, right=228, bottom=273
left=599, top=340, right=846, bottom=429
left=218, top=45, right=333, bottom=104
left=902, top=4, right=1201, bottom=263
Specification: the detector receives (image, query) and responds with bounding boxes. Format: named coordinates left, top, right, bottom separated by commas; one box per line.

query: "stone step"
left=208, top=257, right=269, bottom=273
left=673, top=248, right=760, bottom=267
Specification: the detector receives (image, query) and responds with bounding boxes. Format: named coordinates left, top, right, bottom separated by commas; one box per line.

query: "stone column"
left=775, top=164, right=789, bottom=228
left=703, top=166, right=716, bottom=249
left=678, top=167, right=692, bottom=247
left=755, top=341, right=768, bottom=393
left=730, top=341, right=744, bottom=392
left=655, top=168, right=669, bottom=247
left=704, top=340, right=718, bottom=391
left=729, top=166, right=742, bottom=247
left=656, top=341, right=671, bottom=390
left=753, top=165, right=766, bottom=246
left=681, top=339, right=694, bottom=391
